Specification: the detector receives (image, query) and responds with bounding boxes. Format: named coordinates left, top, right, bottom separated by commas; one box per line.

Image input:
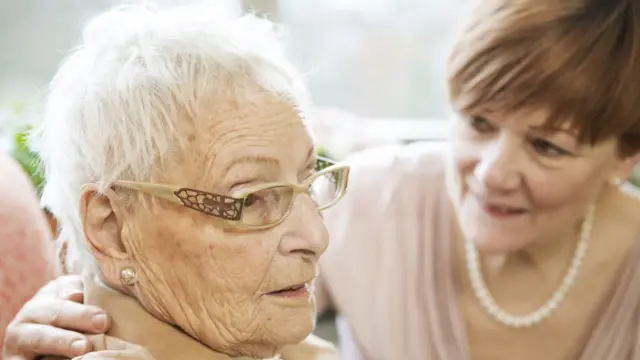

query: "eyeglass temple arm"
left=114, top=180, right=184, bottom=205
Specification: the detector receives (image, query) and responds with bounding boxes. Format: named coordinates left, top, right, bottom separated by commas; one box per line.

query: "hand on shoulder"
left=2, top=275, right=110, bottom=360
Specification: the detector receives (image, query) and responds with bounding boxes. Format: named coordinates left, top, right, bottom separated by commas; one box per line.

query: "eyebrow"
left=222, top=155, right=280, bottom=174
left=222, top=147, right=316, bottom=174
left=529, top=125, right=577, bottom=136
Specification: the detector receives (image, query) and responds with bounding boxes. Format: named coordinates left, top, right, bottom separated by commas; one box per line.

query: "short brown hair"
left=447, top=0, right=640, bottom=156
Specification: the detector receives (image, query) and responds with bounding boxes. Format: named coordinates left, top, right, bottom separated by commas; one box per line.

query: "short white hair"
left=31, top=1, right=311, bottom=272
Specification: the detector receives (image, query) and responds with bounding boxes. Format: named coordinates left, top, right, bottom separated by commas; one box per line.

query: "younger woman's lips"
left=481, top=203, right=527, bottom=218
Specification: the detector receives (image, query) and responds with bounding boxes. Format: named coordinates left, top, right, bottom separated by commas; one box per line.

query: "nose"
left=474, top=136, right=522, bottom=192
left=278, top=194, right=329, bottom=261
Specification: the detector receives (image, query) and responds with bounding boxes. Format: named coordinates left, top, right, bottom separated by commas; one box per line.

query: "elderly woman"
left=6, top=0, right=640, bottom=359
left=2, top=3, right=348, bottom=360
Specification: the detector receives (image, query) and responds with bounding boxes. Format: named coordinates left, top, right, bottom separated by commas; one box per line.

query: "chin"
left=459, top=199, right=536, bottom=253
left=268, top=306, right=316, bottom=345
left=469, top=230, right=535, bottom=254
left=204, top=310, right=315, bottom=359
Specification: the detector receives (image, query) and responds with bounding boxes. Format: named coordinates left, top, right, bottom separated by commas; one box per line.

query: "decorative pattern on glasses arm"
left=173, top=156, right=338, bottom=220
left=174, top=189, right=243, bottom=220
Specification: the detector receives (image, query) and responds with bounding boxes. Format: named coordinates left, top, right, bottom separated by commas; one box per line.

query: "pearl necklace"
left=464, top=204, right=595, bottom=328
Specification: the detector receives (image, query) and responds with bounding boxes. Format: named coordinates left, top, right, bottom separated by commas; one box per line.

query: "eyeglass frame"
left=111, top=156, right=350, bottom=230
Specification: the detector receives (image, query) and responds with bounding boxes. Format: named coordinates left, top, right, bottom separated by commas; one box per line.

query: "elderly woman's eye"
left=467, top=116, right=495, bottom=133
left=244, top=193, right=258, bottom=207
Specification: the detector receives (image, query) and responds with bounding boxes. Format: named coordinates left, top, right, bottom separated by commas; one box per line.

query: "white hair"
left=31, top=1, right=311, bottom=272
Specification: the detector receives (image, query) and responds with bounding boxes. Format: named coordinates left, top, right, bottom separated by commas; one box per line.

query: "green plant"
left=316, top=145, right=331, bottom=159
left=631, top=167, right=640, bottom=188
left=12, top=126, right=44, bottom=196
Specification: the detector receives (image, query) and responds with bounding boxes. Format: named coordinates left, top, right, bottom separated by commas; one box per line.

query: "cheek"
left=143, top=222, right=278, bottom=295
left=200, top=230, right=280, bottom=294
left=525, top=166, right=607, bottom=210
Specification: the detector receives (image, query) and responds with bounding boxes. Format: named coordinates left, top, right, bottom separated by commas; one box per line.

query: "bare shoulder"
left=69, top=335, right=157, bottom=360
left=280, top=334, right=339, bottom=360
left=597, top=184, right=640, bottom=251
left=613, top=183, right=640, bottom=225
left=620, top=183, right=640, bottom=203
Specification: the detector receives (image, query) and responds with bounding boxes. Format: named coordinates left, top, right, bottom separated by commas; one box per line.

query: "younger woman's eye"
left=530, top=138, right=570, bottom=157
left=467, top=116, right=495, bottom=133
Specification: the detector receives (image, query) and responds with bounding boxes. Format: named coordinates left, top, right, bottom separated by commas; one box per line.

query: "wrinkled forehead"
left=174, top=93, right=314, bottom=182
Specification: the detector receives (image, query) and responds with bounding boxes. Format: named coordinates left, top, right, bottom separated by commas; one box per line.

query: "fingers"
left=3, top=323, right=92, bottom=359
left=66, top=291, right=85, bottom=303
left=20, top=298, right=110, bottom=334
left=38, top=275, right=84, bottom=298
left=2, top=275, right=110, bottom=360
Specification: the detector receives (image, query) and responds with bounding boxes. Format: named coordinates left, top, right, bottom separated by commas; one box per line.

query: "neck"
left=485, top=219, right=581, bottom=281
left=85, top=274, right=280, bottom=360
left=454, top=198, right=602, bottom=282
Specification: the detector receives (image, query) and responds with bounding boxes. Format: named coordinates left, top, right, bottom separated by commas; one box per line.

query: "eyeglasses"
left=113, top=156, right=350, bottom=230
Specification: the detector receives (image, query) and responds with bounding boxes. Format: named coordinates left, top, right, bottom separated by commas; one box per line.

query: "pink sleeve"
left=0, top=155, right=57, bottom=344
left=313, top=271, right=332, bottom=314
left=317, top=144, right=446, bottom=357
left=318, top=144, right=427, bottom=312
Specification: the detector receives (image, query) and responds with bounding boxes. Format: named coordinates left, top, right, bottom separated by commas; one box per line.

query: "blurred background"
left=0, top=0, right=472, bottom=343
left=0, top=0, right=466, bottom=166
left=2, top=0, right=639, bottom=345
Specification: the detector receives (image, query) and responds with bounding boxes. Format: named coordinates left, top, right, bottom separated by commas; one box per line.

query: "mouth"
left=473, top=195, right=527, bottom=218
left=265, top=283, right=310, bottom=298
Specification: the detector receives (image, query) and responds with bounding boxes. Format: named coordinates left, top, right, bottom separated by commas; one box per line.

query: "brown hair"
left=447, top=0, right=640, bottom=156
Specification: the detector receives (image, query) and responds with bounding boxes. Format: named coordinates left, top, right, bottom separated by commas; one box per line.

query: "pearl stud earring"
left=120, top=266, right=138, bottom=286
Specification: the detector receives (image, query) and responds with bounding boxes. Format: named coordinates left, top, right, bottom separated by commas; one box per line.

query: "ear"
left=616, top=152, right=640, bottom=180
left=80, top=184, right=129, bottom=263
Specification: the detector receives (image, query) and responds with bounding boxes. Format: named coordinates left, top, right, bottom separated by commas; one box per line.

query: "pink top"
left=0, top=155, right=57, bottom=344
left=316, top=144, right=640, bottom=360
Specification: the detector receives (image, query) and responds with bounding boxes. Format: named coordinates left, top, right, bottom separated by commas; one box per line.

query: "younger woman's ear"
left=617, top=152, right=640, bottom=180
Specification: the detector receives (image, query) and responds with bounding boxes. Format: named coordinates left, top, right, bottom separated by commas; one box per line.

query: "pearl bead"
left=465, top=204, right=595, bottom=328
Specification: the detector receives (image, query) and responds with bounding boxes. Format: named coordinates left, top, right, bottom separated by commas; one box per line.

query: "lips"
left=484, top=203, right=526, bottom=215
left=471, top=193, right=527, bottom=217
left=464, top=178, right=528, bottom=218
left=265, top=281, right=311, bottom=296
left=269, top=283, right=306, bottom=294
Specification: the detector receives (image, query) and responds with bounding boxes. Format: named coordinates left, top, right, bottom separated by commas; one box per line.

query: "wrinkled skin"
left=79, top=92, right=329, bottom=358
left=3, top=276, right=338, bottom=359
